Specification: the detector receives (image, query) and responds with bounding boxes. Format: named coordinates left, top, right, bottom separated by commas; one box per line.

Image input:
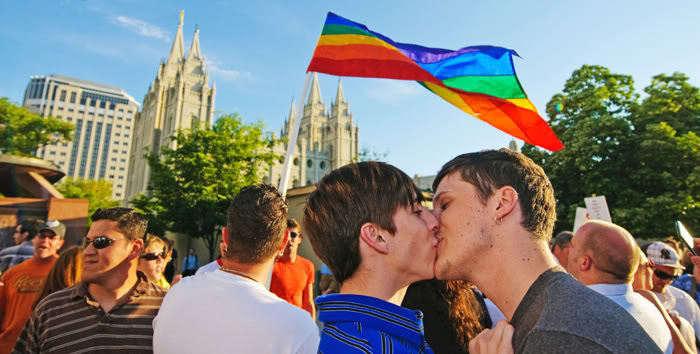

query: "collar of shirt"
left=71, top=271, right=151, bottom=304
left=587, top=283, right=632, bottom=297
left=317, top=293, right=426, bottom=347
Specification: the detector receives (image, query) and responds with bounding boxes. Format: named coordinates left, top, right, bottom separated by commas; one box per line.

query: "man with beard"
left=431, top=149, right=661, bottom=354
left=0, top=220, right=64, bottom=352
left=270, top=218, right=315, bottom=319
left=14, top=208, right=166, bottom=353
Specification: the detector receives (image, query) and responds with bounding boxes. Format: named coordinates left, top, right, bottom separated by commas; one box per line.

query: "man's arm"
left=302, top=283, right=315, bottom=321
left=12, top=313, right=40, bottom=353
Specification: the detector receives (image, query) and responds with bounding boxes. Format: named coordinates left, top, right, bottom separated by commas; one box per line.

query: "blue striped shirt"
left=0, top=241, right=34, bottom=273
left=316, top=294, right=433, bottom=354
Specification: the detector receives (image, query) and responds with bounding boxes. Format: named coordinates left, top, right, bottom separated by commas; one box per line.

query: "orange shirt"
left=0, top=256, right=57, bottom=353
left=270, top=256, right=314, bottom=314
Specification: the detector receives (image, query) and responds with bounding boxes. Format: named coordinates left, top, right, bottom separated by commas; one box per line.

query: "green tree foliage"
left=523, top=65, right=700, bottom=238
left=0, top=98, right=73, bottom=156
left=56, top=178, right=121, bottom=223
left=137, top=114, right=283, bottom=261
left=358, top=145, right=389, bottom=162
left=130, top=193, right=169, bottom=237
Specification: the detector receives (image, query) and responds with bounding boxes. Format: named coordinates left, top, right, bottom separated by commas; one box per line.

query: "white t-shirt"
left=153, top=269, right=320, bottom=354
left=589, top=283, right=673, bottom=354
left=656, top=285, right=700, bottom=339
left=194, top=260, right=220, bottom=276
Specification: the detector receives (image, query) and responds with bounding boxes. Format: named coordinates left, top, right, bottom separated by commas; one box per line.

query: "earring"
left=494, top=216, right=503, bottom=225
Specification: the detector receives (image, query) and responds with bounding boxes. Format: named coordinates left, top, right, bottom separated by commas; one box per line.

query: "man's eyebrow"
left=433, top=191, right=446, bottom=205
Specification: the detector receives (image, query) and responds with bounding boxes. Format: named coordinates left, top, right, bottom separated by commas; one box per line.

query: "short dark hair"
left=551, top=231, right=574, bottom=252
left=433, top=149, right=556, bottom=241
left=91, top=208, right=148, bottom=241
left=19, top=219, right=43, bottom=240
left=287, top=218, right=300, bottom=230
left=303, top=161, right=424, bottom=283
left=225, top=184, right=288, bottom=264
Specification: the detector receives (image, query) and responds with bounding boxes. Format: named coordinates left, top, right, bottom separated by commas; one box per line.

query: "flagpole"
left=278, top=72, right=312, bottom=198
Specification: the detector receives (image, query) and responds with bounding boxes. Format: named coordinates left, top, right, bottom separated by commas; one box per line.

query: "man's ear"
left=359, top=222, right=389, bottom=255
left=580, top=255, right=592, bottom=272
left=222, top=227, right=229, bottom=247
left=494, top=186, right=518, bottom=221
left=129, top=239, right=144, bottom=260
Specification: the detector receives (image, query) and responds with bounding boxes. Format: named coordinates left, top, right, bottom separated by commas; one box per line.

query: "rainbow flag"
left=307, top=12, right=564, bottom=151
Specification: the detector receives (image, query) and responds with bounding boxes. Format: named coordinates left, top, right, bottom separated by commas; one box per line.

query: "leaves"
left=0, top=97, right=73, bottom=156
left=56, top=178, right=121, bottom=224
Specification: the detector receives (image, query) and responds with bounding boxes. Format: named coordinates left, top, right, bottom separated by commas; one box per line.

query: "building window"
left=70, top=92, right=76, bottom=103
left=118, top=175, right=124, bottom=179
left=60, top=90, right=66, bottom=101
left=122, top=150, right=128, bottom=154
left=306, top=180, right=312, bottom=186
left=293, top=158, right=299, bottom=166
left=116, top=193, right=122, bottom=197
left=307, top=159, right=313, bottom=168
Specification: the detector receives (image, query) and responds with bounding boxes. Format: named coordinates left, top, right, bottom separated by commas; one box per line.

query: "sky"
left=2, top=0, right=699, bottom=178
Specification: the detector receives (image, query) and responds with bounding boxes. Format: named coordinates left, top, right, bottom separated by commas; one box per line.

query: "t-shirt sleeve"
left=294, top=323, right=320, bottom=354
left=306, top=260, right=315, bottom=286
left=519, top=330, right=615, bottom=354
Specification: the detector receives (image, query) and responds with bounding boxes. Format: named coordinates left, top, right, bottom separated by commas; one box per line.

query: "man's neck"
left=220, top=258, right=273, bottom=284
left=87, top=265, right=140, bottom=313
left=340, top=267, right=409, bottom=306
left=278, top=253, right=297, bottom=263
left=32, top=253, right=57, bottom=263
left=471, top=237, right=557, bottom=321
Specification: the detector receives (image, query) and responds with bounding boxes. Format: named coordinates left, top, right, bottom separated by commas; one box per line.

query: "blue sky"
left=2, top=0, right=699, bottom=177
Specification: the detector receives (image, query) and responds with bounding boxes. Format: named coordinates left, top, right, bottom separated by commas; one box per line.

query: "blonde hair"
left=33, top=246, right=83, bottom=309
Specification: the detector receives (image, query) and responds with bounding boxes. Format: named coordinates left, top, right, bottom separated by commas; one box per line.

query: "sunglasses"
left=290, top=231, right=300, bottom=239
left=84, top=236, right=125, bottom=249
left=141, top=252, right=167, bottom=261
left=654, top=269, right=680, bottom=281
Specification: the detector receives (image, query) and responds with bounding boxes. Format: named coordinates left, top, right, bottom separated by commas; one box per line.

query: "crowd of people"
left=0, top=148, right=697, bottom=353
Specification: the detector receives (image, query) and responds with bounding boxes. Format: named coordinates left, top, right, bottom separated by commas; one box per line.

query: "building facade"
left=22, top=74, right=140, bottom=199
left=125, top=14, right=216, bottom=202
left=264, top=73, right=359, bottom=188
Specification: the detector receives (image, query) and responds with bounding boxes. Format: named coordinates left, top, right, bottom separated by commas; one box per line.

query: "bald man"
left=567, top=220, right=673, bottom=354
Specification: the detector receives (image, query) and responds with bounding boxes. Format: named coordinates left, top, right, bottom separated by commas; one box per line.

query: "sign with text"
left=584, top=196, right=612, bottom=222
left=573, top=207, right=590, bottom=232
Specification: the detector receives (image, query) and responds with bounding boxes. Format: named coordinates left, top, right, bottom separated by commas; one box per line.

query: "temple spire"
left=187, top=26, right=201, bottom=61
left=167, top=10, right=185, bottom=64
left=335, top=78, right=346, bottom=104
left=307, top=73, right=322, bottom=105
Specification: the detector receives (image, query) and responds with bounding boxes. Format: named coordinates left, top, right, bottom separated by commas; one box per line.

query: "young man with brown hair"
left=303, top=161, right=438, bottom=353
left=14, top=208, right=166, bottom=353
left=153, top=184, right=319, bottom=354
left=270, top=218, right=315, bottom=319
left=0, top=219, right=43, bottom=272
left=432, top=149, right=661, bottom=354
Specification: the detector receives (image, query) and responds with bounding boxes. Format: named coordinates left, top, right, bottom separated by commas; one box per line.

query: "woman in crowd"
left=32, top=246, right=83, bottom=309
left=138, top=234, right=170, bottom=289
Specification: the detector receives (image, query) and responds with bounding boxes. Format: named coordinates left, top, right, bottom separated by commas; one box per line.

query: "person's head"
left=632, top=248, right=654, bottom=291
left=303, top=161, right=438, bottom=286
left=82, top=208, right=147, bottom=284
left=567, top=221, right=639, bottom=285
left=645, top=242, right=685, bottom=293
left=223, top=184, right=288, bottom=265
left=34, top=220, right=66, bottom=260
left=551, top=231, right=574, bottom=268
left=282, top=219, right=303, bottom=259
left=663, top=237, right=682, bottom=256
left=33, top=246, right=83, bottom=309
left=431, top=149, right=556, bottom=280
left=138, top=234, right=168, bottom=282
left=14, top=219, right=42, bottom=245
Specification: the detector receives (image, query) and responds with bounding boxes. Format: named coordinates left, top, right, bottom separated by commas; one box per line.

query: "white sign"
left=584, top=196, right=612, bottom=222
left=573, top=207, right=589, bottom=232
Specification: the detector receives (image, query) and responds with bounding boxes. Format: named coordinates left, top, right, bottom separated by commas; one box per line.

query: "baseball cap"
left=646, top=242, right=685, bottom=269
left=39, top=220, right=66, bottom=238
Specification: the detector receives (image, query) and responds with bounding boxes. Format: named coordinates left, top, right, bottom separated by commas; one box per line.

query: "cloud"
left=208, top=58, right=252, bottom=83
left=366, top=80, right=423, bottom=103
left=113, top=16, right=171, bottom=42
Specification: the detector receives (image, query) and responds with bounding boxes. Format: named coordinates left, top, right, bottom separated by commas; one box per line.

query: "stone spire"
left=335, top=78, right=346, bottom=104
left=167, top=10, right=185, bottom=64
left=187, top=26, right=201, bottom=61
left=307, top=72, right=322, bottom=105
left=288, top=99, right=296, bottom=121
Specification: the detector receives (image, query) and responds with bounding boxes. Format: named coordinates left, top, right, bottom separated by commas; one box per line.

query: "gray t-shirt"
left=511, top=267, right=663, bottom=354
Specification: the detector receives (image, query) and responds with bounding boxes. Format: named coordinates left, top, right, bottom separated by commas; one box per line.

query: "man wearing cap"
left=551, top=230, right=573, bottom=268
left=0, top=220, right=65, bottom=352
left=0, top=219, right=43, bottom=272
left=646, top=241, right=700, bottom=341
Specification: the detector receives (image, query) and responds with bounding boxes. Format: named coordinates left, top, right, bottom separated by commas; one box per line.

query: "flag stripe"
left=442, top=75, right=526, bottom=99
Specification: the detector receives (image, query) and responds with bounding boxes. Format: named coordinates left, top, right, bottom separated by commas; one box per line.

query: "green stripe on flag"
left=442, top=75, right=526, bottom=99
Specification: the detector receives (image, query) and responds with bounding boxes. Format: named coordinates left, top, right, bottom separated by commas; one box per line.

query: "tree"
left=0, top=98, right=73, bottom=156
left=56, top=178, right=121, bottom=223
left=358, top=145, right=389, bottom=162
left=138, top=114, right=283, bottom=261
left=130, top=193, right=169, bottom=237
left=522, top=65, right=699, bottom=238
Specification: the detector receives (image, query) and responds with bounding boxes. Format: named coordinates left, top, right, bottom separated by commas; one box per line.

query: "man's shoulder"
left=297, top=256, right=314, bottom=269
left=35, top=285, right=79, bottom=314
left=0, top=258, right=33, bottom=278
left=0, top=244, right=22, bottom=257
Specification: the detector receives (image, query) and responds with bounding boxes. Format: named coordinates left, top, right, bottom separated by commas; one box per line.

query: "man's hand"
left=468, top=320, right=514, bottom=354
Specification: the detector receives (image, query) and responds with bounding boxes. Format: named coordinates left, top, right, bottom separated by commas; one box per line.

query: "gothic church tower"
left=125, top=12, right=216, bottom=201
left=267, top=73, right=359, bottom=188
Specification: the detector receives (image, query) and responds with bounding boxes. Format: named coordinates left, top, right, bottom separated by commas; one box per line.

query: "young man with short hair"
left=0, top=220, right=64, bottom=352
left=0, top=219, right=42, bottom=272
left=431, top=149, right=660, bottom=354
left=14, top=208, right=166, bottom=353
left=270, top=218, right=315, bottom=319
left=303, top=161, right=438, bottom=353
left=153, top=184, right=319, bottom=354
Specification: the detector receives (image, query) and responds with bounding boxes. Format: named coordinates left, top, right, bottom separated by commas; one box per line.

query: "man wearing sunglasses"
left=646, top=242, right=700, bottom=342
left=567, top=221, right=673, bottom=353
left=0, top=220, right=64, bottom=352
left=15, top=208, right=167, bottom=353
left=270, top=218, right=315, bottom=319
